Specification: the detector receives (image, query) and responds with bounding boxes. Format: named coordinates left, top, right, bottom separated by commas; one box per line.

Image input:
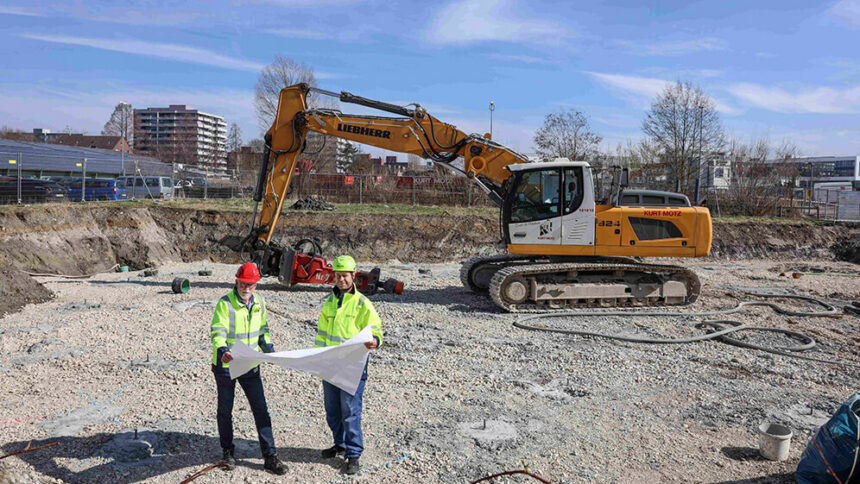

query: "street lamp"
left=119, top=101, right=130, bottom=176
left=489, top=101, right=495, bottom=140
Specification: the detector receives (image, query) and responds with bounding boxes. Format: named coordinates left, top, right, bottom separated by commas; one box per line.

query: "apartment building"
left=134, top=105, right=227, bottom=170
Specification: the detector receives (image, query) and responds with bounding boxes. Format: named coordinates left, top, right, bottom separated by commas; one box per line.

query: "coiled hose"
left=514, top=294, right=860, bottom=368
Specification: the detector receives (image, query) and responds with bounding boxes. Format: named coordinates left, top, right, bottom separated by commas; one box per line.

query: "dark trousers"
left=214, top=367, right=276, bottom=457
left=322, top=365, right=367, bottom=459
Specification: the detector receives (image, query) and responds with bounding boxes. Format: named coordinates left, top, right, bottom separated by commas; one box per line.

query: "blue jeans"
left=214, top=367, right=276, bottom=457
left=323, top=365, right=367, bottom=459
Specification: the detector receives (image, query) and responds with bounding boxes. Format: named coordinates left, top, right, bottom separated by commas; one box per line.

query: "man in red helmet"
left=210, top=262, right=286, bottom=475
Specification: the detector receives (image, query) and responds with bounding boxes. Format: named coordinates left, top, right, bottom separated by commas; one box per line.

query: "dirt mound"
left=0, top=261, right=53, bottom=317
left=149, top=207, right=498, bottom=264
left=289, top=196, right=335, bottom=211
left=711, top=221, right=855, bottom=259
left=0, top=205, right=177, bottom=275
left=833, top=235, right=860, bottom=264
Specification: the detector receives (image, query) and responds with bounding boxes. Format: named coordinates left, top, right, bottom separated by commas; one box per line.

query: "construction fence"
left=2, top=161, right=859, bottom=222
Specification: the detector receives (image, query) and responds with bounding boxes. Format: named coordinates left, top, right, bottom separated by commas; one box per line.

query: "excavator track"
left=460, top=254, right=538, bottom=293
left=460, top=254, right=639, bottom=293
left=488, top=262, right=701, bottom=313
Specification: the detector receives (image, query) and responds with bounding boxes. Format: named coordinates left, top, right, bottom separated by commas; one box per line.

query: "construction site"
left=0, top=199, right=858, bottom=483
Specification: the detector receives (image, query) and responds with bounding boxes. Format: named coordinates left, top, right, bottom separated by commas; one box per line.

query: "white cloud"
left=586, top=72, right=740, bottom=114
left=0, top=83, right=259, bottom=140
left=423, top=0, right=569, bottom=46
left=235, top=0, right=362, bottom=5
left=728, top=83, right=860, bottom=113
left=696, top=69, right=724, bottom=78
left=828, top=0, right=860, bottom=27
left=0, top=5, right=46, bottom=16
left=617, top=37, right=725, bottom=56
left=264, top=28, right=330, bottom=40
left=484, top=53, right=550, bottom=64
left=21, top=34, right=265, bottom=72
left=586, top=72, right=672, bottom=105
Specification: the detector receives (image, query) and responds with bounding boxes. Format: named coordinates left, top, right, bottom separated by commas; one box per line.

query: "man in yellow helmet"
left=316, top=255, right=383, bottom=475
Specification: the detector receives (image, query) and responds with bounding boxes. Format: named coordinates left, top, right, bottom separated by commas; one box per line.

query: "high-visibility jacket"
left=316, top=285, right=383, bottom=348
left=210, top=289, right=273, bottom=369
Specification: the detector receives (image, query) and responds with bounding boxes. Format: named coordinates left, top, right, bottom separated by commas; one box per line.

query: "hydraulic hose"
left=514, top=294, right=860, bottom=368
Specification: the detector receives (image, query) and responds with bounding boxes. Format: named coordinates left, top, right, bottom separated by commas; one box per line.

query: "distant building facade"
left=46, top=133, right=130, bottom=152
left=302, top=132, right=351, bottom=173
left=134, top=105, right=227, bottom=170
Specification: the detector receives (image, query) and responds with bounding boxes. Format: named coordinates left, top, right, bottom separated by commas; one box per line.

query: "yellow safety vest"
left=210, top=289, right=272, bottom=368
left=316, top=285, right=383, bottom=348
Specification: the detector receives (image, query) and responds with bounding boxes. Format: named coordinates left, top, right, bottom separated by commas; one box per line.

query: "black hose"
left=514, top=294, right=860, bottom=368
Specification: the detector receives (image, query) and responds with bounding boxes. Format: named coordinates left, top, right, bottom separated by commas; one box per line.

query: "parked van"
left=117, top=176, right=175, bottom=200
left=66, top=178, right=128, bottom=201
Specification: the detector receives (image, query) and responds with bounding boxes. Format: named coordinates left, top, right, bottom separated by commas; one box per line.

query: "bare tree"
left=642, top=81, right=724, bottom=196
left=0, top=126, right=34, bottom=141
left=337, top=141, right=359, bottom=173
left=533, top=109, right=602, bottom=161
left=247, top=138, right=266, bottom=153
left=227, top=122, right=243, bottom=154
left=254, top=56, right=318, bottom=131
left=102, top=102, right=134, bottom=147
left=726, top=136, right=800, bottom=215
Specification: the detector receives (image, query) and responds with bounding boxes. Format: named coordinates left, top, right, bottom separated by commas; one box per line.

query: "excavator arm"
left=254, top=83, right=529, bottom=246
left=240, top=83, right=527, bottom=293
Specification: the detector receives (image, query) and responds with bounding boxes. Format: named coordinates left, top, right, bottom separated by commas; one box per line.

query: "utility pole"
left=694, top=104, right=704, bottom=204
left=489, top=101, right=495, bottom=140
left=120, top=101, right=130, bottom=177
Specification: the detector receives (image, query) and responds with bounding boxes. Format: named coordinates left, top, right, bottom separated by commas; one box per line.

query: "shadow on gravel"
left=2, top=433, right=337, bottom=483
left=53, top=279, right=308, bottom=292
left=709, top=472, right=795, bottom=484
left=383, top=286, right=503, bottom=313
left=720, top=446, right=768, bottom=462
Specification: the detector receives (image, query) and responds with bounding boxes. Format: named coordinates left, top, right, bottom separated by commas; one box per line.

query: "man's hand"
left=221, top=352, right=233, bottom=363
left=364, top=339, right=378, bottom=350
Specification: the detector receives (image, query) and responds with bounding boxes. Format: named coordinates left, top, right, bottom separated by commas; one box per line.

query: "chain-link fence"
left=285, top=173, right=493, bottom=206
left=2, top=150, right=858, bottom=222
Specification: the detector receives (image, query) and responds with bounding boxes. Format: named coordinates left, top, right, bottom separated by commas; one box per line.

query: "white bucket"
left=758, top=422, right=793, bottom=461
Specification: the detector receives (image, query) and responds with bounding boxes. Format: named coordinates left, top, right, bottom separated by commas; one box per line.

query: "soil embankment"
left=0, top=204, right=857, bottom=315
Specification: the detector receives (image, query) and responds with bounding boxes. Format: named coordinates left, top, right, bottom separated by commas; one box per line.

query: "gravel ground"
left=1, top=258, right=858, bottom=483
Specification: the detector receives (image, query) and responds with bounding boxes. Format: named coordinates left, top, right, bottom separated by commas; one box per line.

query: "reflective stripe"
left=212, top=330, right=227, bottom=339
left=358, top=296, right=367, bottom=308
left=221, top=295, right=237, bottom=340
left=316, top=329, right=347, bottom=343
left=243, top=329, right=267, bottom=340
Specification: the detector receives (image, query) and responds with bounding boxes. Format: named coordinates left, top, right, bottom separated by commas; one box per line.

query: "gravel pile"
left=289, top=196, right=335, bottom=211
left=0, top=258, right=858, bottom=483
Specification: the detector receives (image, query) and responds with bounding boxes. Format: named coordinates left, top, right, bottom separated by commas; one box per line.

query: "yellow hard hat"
left=332, top=255, right=356, bottom=272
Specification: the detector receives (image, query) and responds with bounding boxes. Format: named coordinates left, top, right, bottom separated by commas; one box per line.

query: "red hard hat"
left=236, top=262, right=261, bottom=284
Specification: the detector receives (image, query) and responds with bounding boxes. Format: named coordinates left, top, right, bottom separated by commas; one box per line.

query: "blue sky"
left=0, top=0, right=858, bottom=159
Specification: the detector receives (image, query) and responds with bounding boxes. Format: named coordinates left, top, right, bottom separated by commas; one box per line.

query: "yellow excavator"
left=235, top=83, right=712, bottom=311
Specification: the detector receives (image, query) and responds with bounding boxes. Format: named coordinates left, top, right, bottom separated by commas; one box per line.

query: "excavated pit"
left=0, top=204, right=857, bottom=318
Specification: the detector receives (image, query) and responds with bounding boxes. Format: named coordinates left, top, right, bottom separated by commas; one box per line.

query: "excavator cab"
left=502, top=160, right=597, bottom=250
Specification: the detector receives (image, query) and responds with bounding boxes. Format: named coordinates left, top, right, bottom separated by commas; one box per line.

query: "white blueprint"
left=229, top=325, right=372, bottom=395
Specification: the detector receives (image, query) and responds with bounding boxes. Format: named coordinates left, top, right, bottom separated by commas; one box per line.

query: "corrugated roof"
left=0, top=139, right=172, bottom=176
left=49, top=134, right=124, bottom=151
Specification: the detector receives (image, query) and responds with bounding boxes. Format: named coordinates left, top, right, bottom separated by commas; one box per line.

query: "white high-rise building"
left=134, top=105, right=227, bottom=170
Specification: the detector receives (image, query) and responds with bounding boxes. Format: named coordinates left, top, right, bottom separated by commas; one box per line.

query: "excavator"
left=233, top=83, right=712, bottom=311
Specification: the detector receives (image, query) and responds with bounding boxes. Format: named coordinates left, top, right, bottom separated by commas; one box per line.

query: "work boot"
left=264, top=454, right=287, bottom=475
left=221, top=448, right=236, bottom=471
left=345, top=457, right=360, bottom=475
left=321, top=445, right=345, bottom=458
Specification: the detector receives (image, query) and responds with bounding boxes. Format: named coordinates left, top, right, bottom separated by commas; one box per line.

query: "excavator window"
left=563, top=167, right=584, bottom=214
left=510, top=169, right=561, bottom=223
